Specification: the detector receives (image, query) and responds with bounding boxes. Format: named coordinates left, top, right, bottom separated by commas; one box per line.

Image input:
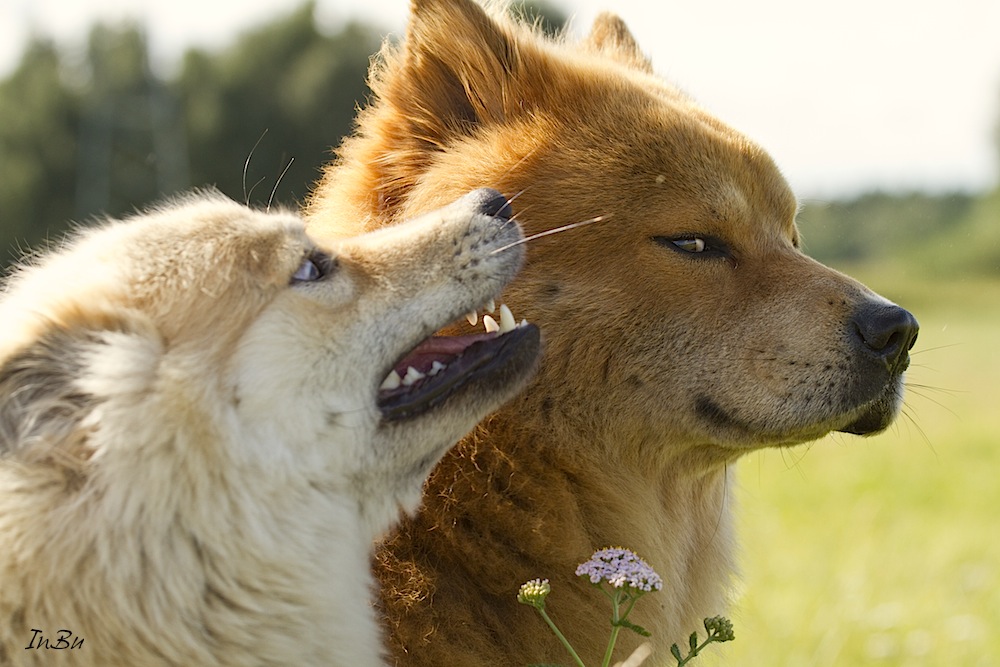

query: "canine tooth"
left=402, top=366, right=425, bottom=386
left=485, top=298, right=496, bottom=313
left=466, top=310, right=478, bottom=326
left=483, top=315, right=500, bottom=333
left=380, top=370, right=402, bottom=391
left=499, top=303, right=516, bottom=333
left=430, top=361, right=446, bottom=376
left=519, top=319, right=528, bottom=328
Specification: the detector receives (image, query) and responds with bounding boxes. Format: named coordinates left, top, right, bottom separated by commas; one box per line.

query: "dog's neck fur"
left=370, top=387, right=736, bottom=664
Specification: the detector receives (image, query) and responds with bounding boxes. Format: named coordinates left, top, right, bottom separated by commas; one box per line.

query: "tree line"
left=0, top=2, right=378, bottom=267
left=0, top=2, right=996, bottom=276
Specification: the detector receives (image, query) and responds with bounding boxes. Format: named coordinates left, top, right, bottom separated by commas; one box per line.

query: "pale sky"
left=2, top=0, right=999, bottom=199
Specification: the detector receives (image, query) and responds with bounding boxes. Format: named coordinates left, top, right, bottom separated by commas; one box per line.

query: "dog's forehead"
left=125, top=202, right=310, bottom=280
left=710, top=172, right=798, bottom=232
left=668, top=120, right=798, bottom=237
left=142, top=202, right=306, bottom=251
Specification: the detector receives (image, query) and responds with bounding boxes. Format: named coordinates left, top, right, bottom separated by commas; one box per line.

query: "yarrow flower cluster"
left=517, top=578, right=551, bottom=608
left=516, top=546, right=731, bottom=667
left=575, top=547, right=664, bottom=592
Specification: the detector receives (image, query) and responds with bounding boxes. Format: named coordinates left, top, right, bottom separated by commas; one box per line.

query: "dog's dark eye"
left=291, top=251, right=335, bottom=283
left=672, top=238, right=707, bottom=253
left=652, top=235, right=728, bottom=258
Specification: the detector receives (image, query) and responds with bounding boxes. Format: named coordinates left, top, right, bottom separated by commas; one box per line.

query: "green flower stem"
left=674, top=635, right=718, bottom=667
left=600, top=590, right=629, bottom=667
left=536, top=607, right=586, bottom=667
left=600, top=624, right=621, bottom=667
left=620, top=595, right=640, bottom=622
left=601, top=591, right=646, bottom=667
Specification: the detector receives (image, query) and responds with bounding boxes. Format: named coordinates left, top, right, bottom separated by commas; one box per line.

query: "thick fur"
left=306, top=2, right=920, bottom=665
left=0, top=190, right=536, bottom=666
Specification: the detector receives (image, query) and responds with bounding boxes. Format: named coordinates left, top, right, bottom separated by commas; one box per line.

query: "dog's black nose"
left=851, top=301, right=919, bottom=374
left=469, top=188, right=513, bottom=221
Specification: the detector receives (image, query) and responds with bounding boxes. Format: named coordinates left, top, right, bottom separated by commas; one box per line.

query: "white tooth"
left=483, top=315, right=500, bottom=333
left=380, top=370, right=401, bottom=391
left=519, top=318, right=528, bottom=328
left=499, top=303, right=516, bottom=333
left=465, top=310, right=478, bottom=326
left=485, top=298, right=496, bottom=313
left=430, top=361, right=446, bottom=376
left=402, top=366, right=425, bottom=386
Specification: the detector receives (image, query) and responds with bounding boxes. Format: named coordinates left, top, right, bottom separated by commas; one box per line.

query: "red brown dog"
left=307, top=1, right=919, bottom=664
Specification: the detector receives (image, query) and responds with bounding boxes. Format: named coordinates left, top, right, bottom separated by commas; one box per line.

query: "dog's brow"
left=711, top=182, right=749, bottom=222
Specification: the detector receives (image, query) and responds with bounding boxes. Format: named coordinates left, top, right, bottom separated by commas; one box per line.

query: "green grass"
left=702, top=272, right=1000, bottom=667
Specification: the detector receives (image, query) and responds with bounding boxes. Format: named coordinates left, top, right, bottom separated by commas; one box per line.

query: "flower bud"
left=517, top=579, right=551, bottom=608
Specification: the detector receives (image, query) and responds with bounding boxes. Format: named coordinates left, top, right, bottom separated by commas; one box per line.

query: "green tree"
left=175, top=2, right=380, bottom=207
left=797, top=191, right=976, bottom=264
left=75, top=23, right=188, bottom=219
left=0, top=38, right=81, bottom=261
left=0, top=3, right=383, bottom=271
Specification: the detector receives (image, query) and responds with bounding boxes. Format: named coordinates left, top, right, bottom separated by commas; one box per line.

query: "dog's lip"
left=377, top=324, right=540, bottom=422
left=835, top=384, right=902, bottom=436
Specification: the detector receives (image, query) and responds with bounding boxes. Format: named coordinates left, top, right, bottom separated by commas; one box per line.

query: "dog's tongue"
left=393, top=333, right=498, bottom=376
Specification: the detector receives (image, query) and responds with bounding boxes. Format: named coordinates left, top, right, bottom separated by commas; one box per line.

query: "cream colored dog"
left=0, top=189, right=539, bottom=666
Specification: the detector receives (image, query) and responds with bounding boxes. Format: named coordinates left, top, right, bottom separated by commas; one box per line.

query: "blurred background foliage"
left=0, top=1, right=379, bottom=264
left=0, top=1, right=568, bottom=268
left=2, top=0, right=997, bottom=275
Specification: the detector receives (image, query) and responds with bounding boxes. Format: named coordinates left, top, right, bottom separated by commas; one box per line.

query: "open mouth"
left=377, top=302, right=539, bottom=421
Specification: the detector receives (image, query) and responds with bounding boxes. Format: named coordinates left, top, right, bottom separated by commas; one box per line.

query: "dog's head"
left=308, top=0, right=918, bottom=467
left=0, top=190, right=539, bottom=536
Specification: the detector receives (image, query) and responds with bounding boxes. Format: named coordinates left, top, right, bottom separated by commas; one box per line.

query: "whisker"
left=905, top=386, right=959, bottom=418
left=267, top=157, right=295, bottom=212
left=506, top=188, right=529, bottom=206
left=906, top=361, right=943, bottom=373
left=509, top=203, right=535, bottom=225
left=246, top=176, right=267, bottom=203
left=498, top=146, right=540, bottom=183
left=243, top=129, right=269, bottom=205
left=910, top=343, right=962, bottom=356
left=491, top=215, right=611, bottom=254
left=779, top=442, right=814, bottom=474
left=905, top=382, right=963, bottom=396
left=704, top=464, right=730, bottom=548
left=899, top=406, right=936, bottom=455
left=500, top=189, right=530, bottom=226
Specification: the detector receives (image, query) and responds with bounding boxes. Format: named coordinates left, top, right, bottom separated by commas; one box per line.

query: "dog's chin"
left=369, top=324, right=540, bottom=515
left=373, top=326, right=540, bottom=519
left=702, top=372, right=907, bottom=449
left=836, top=385, right=904, bottom=436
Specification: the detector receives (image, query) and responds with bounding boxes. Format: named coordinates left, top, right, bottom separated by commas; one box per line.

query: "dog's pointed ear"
left=392, top=0, right=521, bottom=143
left=311, top=0, right=530, bottom=224
left=584, top=12, right=652, bottom=73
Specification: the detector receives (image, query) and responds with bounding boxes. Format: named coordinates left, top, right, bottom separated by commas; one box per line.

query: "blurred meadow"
left=1, top=3, right=997, bottom=666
